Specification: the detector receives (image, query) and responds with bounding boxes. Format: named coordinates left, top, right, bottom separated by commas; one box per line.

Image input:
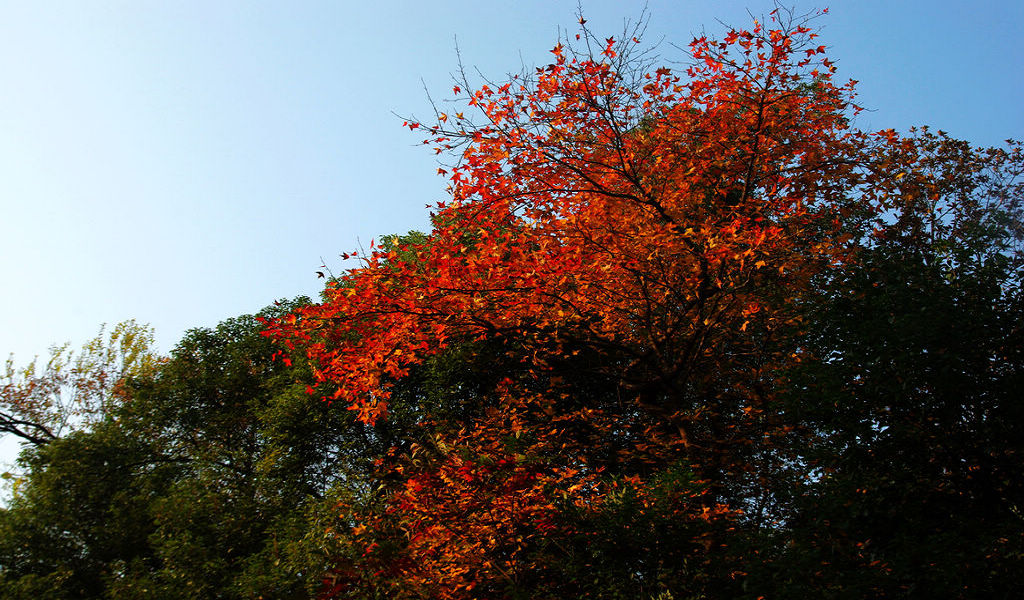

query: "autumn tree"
left=268, top=9, right=874, bottom=598
left=1, top=320, right=158, bottom=447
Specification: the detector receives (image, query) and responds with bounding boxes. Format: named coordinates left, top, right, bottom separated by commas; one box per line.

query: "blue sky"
left=0, top=1, right=1020, bottom=375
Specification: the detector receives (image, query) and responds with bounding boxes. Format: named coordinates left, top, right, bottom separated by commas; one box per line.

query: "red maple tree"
left=267, top=9, right=876, bottom=598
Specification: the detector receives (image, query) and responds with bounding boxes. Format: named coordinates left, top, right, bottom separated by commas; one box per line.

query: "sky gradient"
left=1, top=1, right=1022, bottom=464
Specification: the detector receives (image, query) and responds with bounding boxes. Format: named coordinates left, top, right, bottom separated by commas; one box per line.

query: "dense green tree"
left=760, top=130, right=1024, bottom=598
left=0, top=422, right=173, bottom=599
left=0, top=301, right=364, bottom=599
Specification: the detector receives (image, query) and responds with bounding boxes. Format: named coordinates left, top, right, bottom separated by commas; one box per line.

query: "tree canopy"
left=0, top=302, right=366, bottom=598
left=2, top=9, right=1021, bottom=600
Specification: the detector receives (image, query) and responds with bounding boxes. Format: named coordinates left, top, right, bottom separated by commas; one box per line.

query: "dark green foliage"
left=0, top=424, right=171, bottom=599
left=761, top=134, right=1024, bottom=598
left=0, top=300, right=357, bottom=599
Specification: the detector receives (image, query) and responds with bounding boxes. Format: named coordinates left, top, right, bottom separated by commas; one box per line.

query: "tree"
left=762, top=129, right=1024, bottom=597
left=267, top=9, right=875, bottom=598
left=1, top=320, right=158, bottom=447
left=0, top=301, right=375, bottom=599
left=0, top=419, right=175, bottom=599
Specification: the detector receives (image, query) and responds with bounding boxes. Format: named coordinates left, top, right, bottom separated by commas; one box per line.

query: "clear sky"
left=1, top=1, right=1021, bottom=464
